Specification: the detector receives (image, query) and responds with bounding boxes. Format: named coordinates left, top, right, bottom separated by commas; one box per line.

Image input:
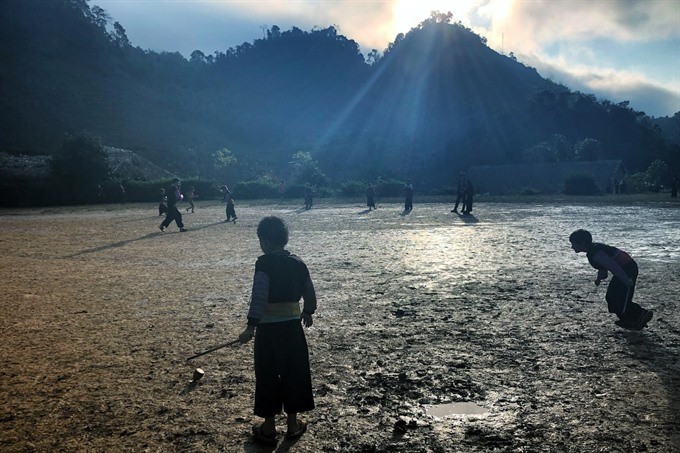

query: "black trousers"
left=161, top=206, right=184, bottom=229
left=464, top=193, right=473, bottom=213
left=226, top=203, right=236, bottom=220
left=253, top=320, right=314, bottom=417
left=453, top=192, right=464, bottom=211
left=606, top=262, right=645, bottom=322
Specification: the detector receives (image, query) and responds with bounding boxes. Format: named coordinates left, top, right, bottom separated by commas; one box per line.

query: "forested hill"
left=1, top=1, right=677, bottom=184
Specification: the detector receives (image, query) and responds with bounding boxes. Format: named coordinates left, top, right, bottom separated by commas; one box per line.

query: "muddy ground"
left=1, top=199, right=679, bottom=452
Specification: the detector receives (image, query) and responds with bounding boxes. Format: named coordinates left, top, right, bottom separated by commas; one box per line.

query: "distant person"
left=304, top=185, right=314, bottom=210
left=185, top=186, right=198, bottom=213
left=159, top=177, right=188, bottom=232
left=569, top=229, right=652, bottom=330
left=158, top=188, right=168, bottom=216
left=403, top=181, right=414, bottom=212
left=451, top=173, right=467, bottom=213
left=238, top=216, right=317, bottom=445
left=671, top=174, right=678, bottom=198
left=278, top=180, right=286, bottom=200
left=613, top=179, right=619, bottom=195
left=118, top=183, right=126, bottom=203
left=462, top=177, right=474, bottom=214
left=221, top=185, right=237, bottom=223
left=366, top=184, right=376, bottom=210
left=618, top=179, right=627, bottom=194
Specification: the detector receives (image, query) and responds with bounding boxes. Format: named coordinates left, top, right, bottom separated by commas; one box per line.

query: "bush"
left=233, top=178, right=279, bottom=199
left=622, top=172, right=646, bottom=194
left=51, top=135, right=111, bottom=204
left=563, top=173, right=599, bottom=195
left=0, top=176, right=57, bottom=207
left=519, top=187, right=541, bottom=196
left=376, top=178, right=405, bottom=197
left=340, top=180, right=366, bottom=197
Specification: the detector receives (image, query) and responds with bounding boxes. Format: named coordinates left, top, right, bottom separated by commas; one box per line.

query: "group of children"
left=155, top=178, right=655, bottom=445
left=158, top=180, right=240, bottom=231
left=364, top=177, right=474, bottom=215
left=232, top=211, right=653, bottom=446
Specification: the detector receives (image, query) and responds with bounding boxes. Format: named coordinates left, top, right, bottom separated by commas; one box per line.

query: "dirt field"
left=1, top=199, right=679, bottom=452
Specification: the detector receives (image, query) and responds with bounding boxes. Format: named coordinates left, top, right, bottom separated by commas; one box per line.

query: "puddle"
left=425, top=402, right=489, bottom=418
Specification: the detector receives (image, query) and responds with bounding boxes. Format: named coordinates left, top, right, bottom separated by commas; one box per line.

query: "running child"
left=238, top=216, right=317, bottom=445
left=159, top=177, right=188, bottom=232
left=185, top=186, right=197, bottom=213
left=569, top=229, right=652, bottom=330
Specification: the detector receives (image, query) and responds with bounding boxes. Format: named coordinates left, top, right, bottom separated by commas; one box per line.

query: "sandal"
left=252, top=425, right=277, bottom=446
left=286, top=420, right=308, bottom=439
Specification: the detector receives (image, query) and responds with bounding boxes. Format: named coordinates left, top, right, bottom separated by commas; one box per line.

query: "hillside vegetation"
left=1, top=1, right=678, bottom=189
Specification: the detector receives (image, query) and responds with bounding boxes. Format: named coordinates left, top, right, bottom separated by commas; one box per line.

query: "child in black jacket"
left=239, top=216, right=317, bottom=445
left=569, top=229, right=652, bottom=330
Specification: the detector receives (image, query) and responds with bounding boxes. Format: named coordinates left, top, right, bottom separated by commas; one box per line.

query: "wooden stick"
left=186, top=339, right=240, bottom=362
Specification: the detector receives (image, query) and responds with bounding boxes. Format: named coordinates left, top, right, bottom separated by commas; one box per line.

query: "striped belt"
left=263, top=302, right=301, bottom=318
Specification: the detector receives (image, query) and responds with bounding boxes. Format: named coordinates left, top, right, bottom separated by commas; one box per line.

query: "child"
left=366, top=184, right=376, bottom=210
left=462, top=177, right=474, bottom=215
left=158, top=188, right=167, bottom=216
left=220, top=185, right=237, bottom=222
left=304, top=185, right=313, bottom=210
left=238, top=216, right=317, bottom=445
left=159, top=177, right=188, bottom=232
left=569, top=229, right=652, bottom=330
left=185, top=186, right=197, bottom=213
left=404, top=181, right=414, bottom=212
left=450, top=173, right=467, bottom=213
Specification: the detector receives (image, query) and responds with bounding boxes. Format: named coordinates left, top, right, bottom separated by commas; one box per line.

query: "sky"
left=93, top=0, right=680, bottom=117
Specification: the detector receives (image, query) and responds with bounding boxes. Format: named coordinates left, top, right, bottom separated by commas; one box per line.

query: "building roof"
left=1, top=147, right=175, bottom=181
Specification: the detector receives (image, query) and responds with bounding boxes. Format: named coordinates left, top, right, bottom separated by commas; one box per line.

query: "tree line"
left=0, top=1, right=678, bottom=195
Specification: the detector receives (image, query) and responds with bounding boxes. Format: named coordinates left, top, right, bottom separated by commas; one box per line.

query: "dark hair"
left=257, top=216, right=289, bottom=246
left=569, top=229, right=592, bottom=245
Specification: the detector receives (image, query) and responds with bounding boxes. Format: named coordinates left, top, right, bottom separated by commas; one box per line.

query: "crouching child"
left=569, top=229, right=652, bottom=330
left=238, top=216, right=317, bottom=445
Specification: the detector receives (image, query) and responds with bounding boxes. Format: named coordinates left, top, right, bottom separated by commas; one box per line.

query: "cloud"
left=472, top=0, right=680, bottom=116
left=523, top=54, right=680, bottom=117
left=484, top=0, right=679, bottom=52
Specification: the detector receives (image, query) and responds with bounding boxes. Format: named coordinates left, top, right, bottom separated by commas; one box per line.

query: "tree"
left=549, top=134, right=572, bottom=162
left=290, top=151, right=328, bottom=187
left=645, top=159, right=668, bottom=186
left=90, top=5, right=109, bottom=29
left=50, top=135, right=111, bottom=203
left=112, top=21, right=130, bottom=47
left=366, top=49, right=381, bottom=65
left=267, top=25, right=281, bottom=39
left=574, top=138, right=603, bottom=161
left=212, top=148, right=237, bottom=168
left=190, top=50, right=206, bottom=64
left=522, top=142, right=555, bottom=163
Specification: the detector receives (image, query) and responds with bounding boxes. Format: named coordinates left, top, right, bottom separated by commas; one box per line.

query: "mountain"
left=0, top=1, right=677, bottom=186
